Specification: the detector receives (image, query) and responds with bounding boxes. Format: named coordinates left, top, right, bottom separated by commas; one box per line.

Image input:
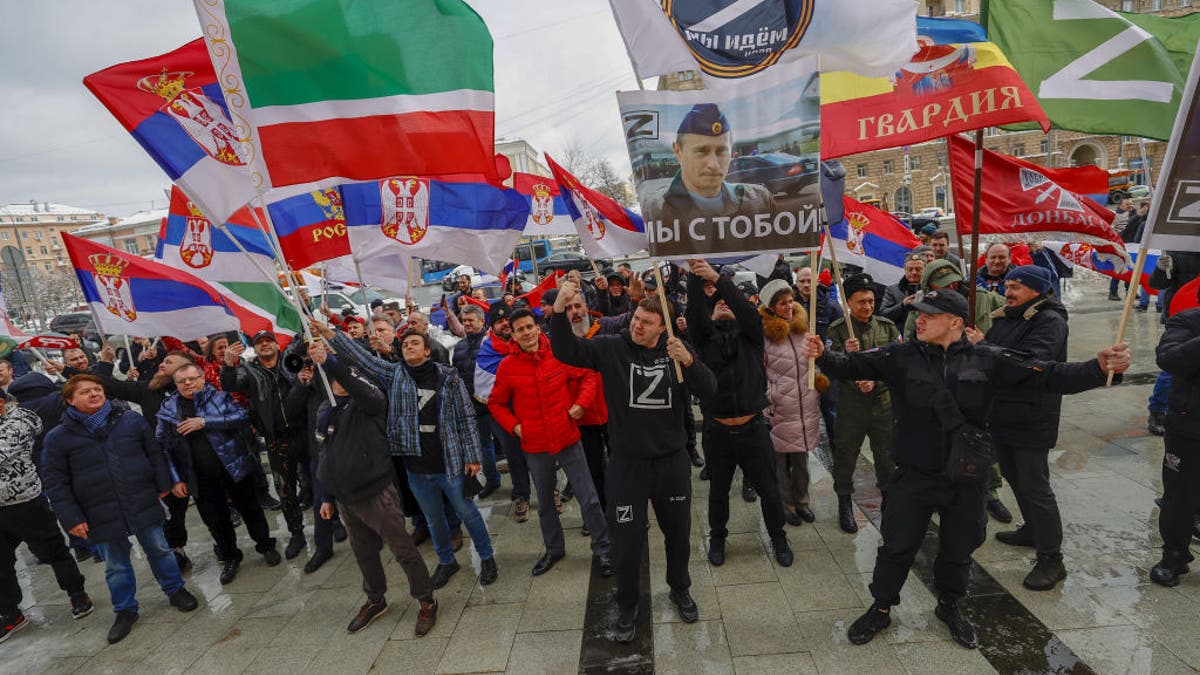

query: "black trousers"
left=265, top=436, right=304, bottom=535
left=995, top=442, right=1063, bottom=558
left=705, top=418, right=786, bottom=541
left=0, top=498, right=86, bottom=615
left=870, top=466, right=985, bottom=606
left=607, top=450, right=691, bottom=611
left=579, top=424, right=609, bottom=510
left=1160, top=424, right=1200, bottom=555
left=162, top=493, right=190, bottom=549
left=193, top=459, right=276, bottom=561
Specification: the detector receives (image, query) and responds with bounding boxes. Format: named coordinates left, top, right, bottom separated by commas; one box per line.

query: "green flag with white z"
left=986, top=0, right=1200, bottom=140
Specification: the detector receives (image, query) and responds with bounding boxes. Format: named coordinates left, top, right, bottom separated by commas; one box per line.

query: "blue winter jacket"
left=155, top=386, right=255, bottom=490
left=41, top=403, right=172, bottom=542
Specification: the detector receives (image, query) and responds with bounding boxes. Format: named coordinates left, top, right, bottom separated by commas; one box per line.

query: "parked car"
left=49, top=312, right=96, bottom=339
left=539, top=250, right=612, bottom=276
left=726, top=153, right=819, bottom=196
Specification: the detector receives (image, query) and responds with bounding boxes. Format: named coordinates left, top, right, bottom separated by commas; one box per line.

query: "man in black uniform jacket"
left=550, top=280, right=717, bottom=645
left=802, top=290, right=1131, bottom=649
left=684, top=259, right=792, bottom=568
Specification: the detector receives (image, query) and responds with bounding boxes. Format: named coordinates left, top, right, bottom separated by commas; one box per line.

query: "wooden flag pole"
left=406, top=256, right=416, bottom=308
left=354, top=257, right=376, bottom=338
left=821, top=223, right=855, bottom=342
left=807, top=250, right=819, bottom=390
left=965, top=129, right=985, bottom=328
left=652, top=262, right=684, bottom=382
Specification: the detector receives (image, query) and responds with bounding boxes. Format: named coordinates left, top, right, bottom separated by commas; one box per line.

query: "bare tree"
left=561, top=145, right=635, bottom=207
left=3, top=265, right=83, bottom=329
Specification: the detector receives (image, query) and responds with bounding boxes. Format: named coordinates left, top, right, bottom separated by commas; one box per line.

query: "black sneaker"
left=707, top=537, right=726, bottom=567
left=173, top=550, right=192, bottom=572
left=285, top=535, right=307, bottom=560
left=688, top=449, right=704, bottom=468
left=986, top=499, right=1013, bottom=524
left=847, top=604, right=891, bottom=645
left=1023, top=556, right=1067, bottom=591
left=220, top=559, right=241, bottom=584
left=935, top=599, right=978, bottom=649
left=771, top=537, right=794, bottom=567
left=430, top=560, right=461, bottom=589
left=478, top=481, right=501, bottom=500
left=0, top=612, right=28, bottom=643
left=742, top=485, right=757, bottom=503
left=669, top=589, right=698, bottom=623
left=995, top=526, right=1035, bottom=548
left=784, top=510, right=804, bottom=527
left=347, top=599, right=388, bottom=633
left=73, top=547, right=91, bottom=563
left=262, top=548, right=282, bottom=567
left=479, top=557, right=499, bottom=586
left=169, top=588, right=199, bottom=612
left=107, top=610, right=139, bottom=644
left=260, top=494, right=282, bottom=511
left=1150, top=551, right=1194, bottom=587
left=614, top=605, right=637, bottom=644
left=303, top=548, right=333, bottom=574
left=70, top=593, right=94, bottom=619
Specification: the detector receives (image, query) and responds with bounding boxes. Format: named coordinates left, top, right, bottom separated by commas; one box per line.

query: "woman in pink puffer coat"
left=759, top=280, right=828, bottom=525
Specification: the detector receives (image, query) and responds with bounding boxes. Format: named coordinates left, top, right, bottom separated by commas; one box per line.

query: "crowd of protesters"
left=6, top=231, right=1200, bottom=652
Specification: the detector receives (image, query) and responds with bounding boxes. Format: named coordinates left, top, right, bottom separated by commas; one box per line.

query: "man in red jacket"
left=488, top=309, right=612, bottom=577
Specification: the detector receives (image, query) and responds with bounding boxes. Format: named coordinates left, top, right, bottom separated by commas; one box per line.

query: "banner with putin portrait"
left=617, top=57, right=822, bottom=259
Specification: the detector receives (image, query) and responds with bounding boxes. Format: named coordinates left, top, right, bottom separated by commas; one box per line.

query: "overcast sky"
left=0, top=0, right=641, bottom=217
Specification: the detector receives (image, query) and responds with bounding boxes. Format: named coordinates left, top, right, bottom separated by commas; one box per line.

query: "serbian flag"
left=62, top=234, right=239, bottom=341
left=266, top=187, right=353, bottom=270
left=546, top=155, right=647, bottom=259
left=948, top=134, right=1128, bottom=262
left=821, top=18, right=1050, bottom=159
left=0, top=275, right=28, bottom=339
left=1046, top=241, right=1159, bottom=295
left=512, top=172, right=574, bottom=235
left=340, top=177, right=528, bottom=275
left=827, top=196, right=922, bottom=285
left=83, top=39, right=256, bottom=225
left=498, top=257, right=517, bottom=287
left=156, top=187, right=304, bottom=341
left=190, top=0, right=498, bottom=191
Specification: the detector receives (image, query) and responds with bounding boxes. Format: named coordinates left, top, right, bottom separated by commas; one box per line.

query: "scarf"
left=67, top=400, right=113, bottom=435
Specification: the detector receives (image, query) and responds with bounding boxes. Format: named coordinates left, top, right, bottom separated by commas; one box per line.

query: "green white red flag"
left=191, top=0, right=498, bottom=192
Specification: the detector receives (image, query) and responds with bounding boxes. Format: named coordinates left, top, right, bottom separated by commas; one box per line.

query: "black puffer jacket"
left=818, top=337, right=1115, bottom=472
left=41, top=404, right=172, bottom=541
left=800, top=284, right=844, bottom=338
left=985, top=296, right=1070, bottom=448
left=316, top=358, right=394, bottom=503
left=1156, top=308, right=1200, bottom=437
left=879, top=278, right=921, bottom=325
left=221, top=358, right=297, bottom=439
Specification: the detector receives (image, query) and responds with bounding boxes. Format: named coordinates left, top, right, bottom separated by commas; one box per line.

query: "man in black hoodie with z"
left=550, top=281, right=716, bottom=645
left=983, top=266, right=1072, bottom=592
left=684, top=259, right=792, bottom=569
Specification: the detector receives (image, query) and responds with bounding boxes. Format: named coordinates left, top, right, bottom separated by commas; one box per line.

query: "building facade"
left=69, top=209, right=166, bottom=258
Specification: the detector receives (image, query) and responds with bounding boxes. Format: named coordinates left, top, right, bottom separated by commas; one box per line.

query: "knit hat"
left=759, top=279, right=794, bottom=309
left=1004, top=265, right=1053, bottom=295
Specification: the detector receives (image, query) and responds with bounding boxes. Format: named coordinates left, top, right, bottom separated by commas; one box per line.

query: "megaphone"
left=283, top=352, right=312, bottom=373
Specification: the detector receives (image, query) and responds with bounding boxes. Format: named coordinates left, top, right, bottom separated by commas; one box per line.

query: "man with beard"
left=92, top=347, right=198, bottom=570
left=222, top=331, right=308, bottom=560
left=879, top=253, right=926, bottom=325
left=157, top=364, right=281, bottom=584
left=475, top=302, right=533, bottom=522
left=685, top=259, right=792, bottom=568
left=985, top=266, right=1072, bottom=591
left=976, top=243, right=1014, bottom=295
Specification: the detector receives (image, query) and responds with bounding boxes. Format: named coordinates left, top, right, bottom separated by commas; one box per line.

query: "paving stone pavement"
left=5, top=276, right=1199, bottom=674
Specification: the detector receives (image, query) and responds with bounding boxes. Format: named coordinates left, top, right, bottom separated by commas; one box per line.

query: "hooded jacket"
left=41, top=404, right=172, bottom=541
left=761, top=303, right=828, bottom=453
left=316, top=358, right=394, bottom=503
left=686, top=273, right=770, bottom=418
left=985, top=295, right=1070, bottom=448
left=549, top=310, right=716, bottom=460
left=156, top=386, right=256, bottom=490
left=488, top=332, right=593, bottom=453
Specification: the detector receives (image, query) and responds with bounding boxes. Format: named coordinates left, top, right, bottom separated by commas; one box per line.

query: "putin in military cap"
left=642, top=103, right=775, bottom=225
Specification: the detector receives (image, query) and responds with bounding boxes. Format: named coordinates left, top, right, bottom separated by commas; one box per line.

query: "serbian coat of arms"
left=90, top=253, right=137, bottom=322
left=380, top=178, right=430, bottom=245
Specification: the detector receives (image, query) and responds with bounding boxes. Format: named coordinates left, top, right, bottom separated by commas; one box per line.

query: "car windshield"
left=345, top=287, right=385, bottom=304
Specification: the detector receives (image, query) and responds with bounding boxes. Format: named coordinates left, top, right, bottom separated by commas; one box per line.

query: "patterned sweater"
left=0, top=407, right=45, bottom=506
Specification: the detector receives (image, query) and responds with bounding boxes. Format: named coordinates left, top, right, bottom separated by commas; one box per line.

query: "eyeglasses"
left=174, top=374, right=205, bottom=384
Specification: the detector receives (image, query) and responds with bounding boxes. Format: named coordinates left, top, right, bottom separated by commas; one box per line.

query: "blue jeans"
left=95, top=525, right=185, bottom=613
left=476, top=412, right=502, bottom=487
left=1149, top=372, right=1173, bottom=414
left=1137, top=286, right=1162, bottom=310
left=406, top=471, right=495, bottom=565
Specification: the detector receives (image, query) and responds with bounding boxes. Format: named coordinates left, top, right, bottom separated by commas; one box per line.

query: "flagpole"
left=122, top=334, right=134, bottom=377
left=406, top=256, right=416, bottom=308
left=966, top=129, right=984, bottom=328
left=353, top=257, right=375, bottom=338
left=652, top=262, right=683, bottom=382
left=807, top=249, right=819, bottom=389
left=821, top=224, right=855, bottom=343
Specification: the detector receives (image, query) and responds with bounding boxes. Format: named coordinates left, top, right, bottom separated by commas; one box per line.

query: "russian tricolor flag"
left=84, top=39, right=256, bottom=225
left=63, top=234, right=240, bottom=341
left=827, top=196, right=923, bottom=285
left=546, top=155, right=647, bottom=259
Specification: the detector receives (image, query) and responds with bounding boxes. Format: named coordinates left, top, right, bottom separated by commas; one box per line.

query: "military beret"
left=677, top=103, right=730, bottom=137
left=842, top=273, right=876, bottom=299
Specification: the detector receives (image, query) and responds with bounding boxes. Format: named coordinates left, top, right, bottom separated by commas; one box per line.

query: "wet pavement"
left=6, top=276, right=1199, bottom=674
